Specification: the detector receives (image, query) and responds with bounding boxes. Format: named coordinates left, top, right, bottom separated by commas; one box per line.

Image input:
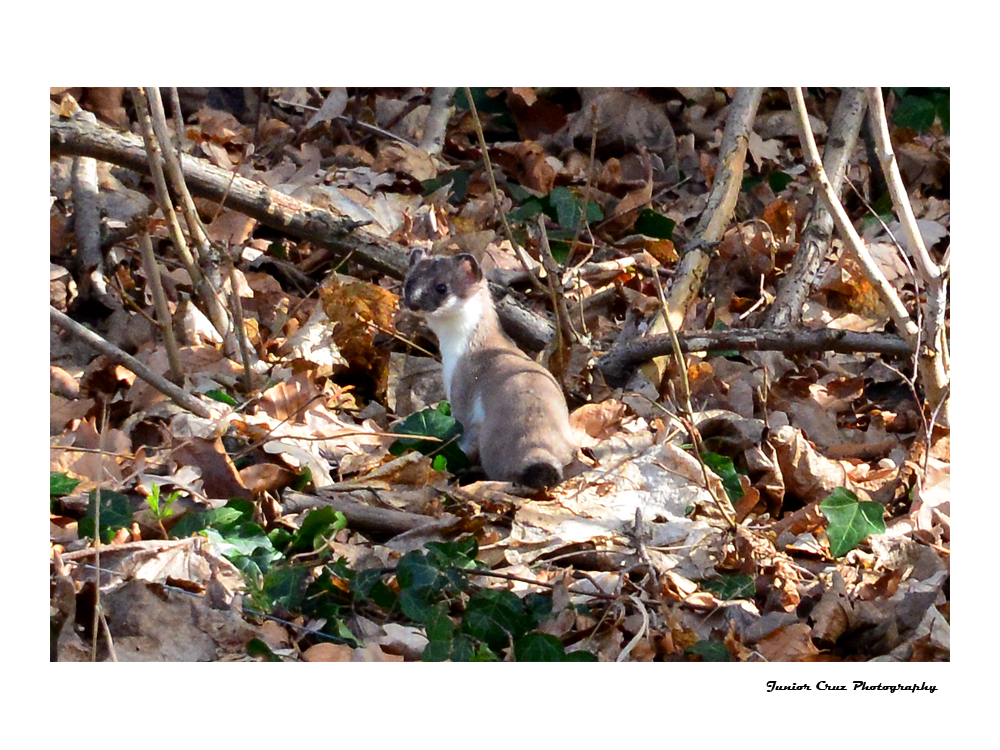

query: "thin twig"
left=650, top=265, right=736, bottom=529
left=536, top=215, right=579, bottom=347
left=69, top=105, right=109, bottom=304
left=467, top=568, right=617, bottom=600
left=865, top=87, right=949, bottom=425
left=596, top=326, right=913, bottom=387
left=50, top=306, right=214, bottom=419
left=91, top=401, right=119, bottom=661
left=226, top=257, right=255, bottom=395
left=138, top=230, right=183, bottom=383
left=865, top=88, right=941, bottom=283
left=462, top=87, right=550, bottom=297
left=147, top=87, right=213, bottom=256
left=767, top=87, right=867, bottom=329
left=568, top=104, right=600, bottom=266
left=273, top=98, right=419, bottom=147
left=148, top=87, right=256, bottom=378
left=643, top=87, right=764, bottom=384
left=787, top=87, right=919, bottom=346
left=127, top=90, right=203, bottom=290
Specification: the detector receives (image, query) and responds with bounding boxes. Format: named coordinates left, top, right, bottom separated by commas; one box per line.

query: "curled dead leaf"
left=302, top=642, right=354, bottom=662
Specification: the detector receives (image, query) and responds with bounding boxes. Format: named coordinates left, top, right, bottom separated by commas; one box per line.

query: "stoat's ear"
left=456, top=254, right=483, bottom=283
left=408, top=248, right=425, bottom=267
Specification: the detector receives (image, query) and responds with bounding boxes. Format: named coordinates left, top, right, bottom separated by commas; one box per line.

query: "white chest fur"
left=424, top=291, right=485, bottom=398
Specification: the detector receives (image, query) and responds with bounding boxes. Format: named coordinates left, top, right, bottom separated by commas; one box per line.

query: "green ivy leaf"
left=928, top=90, right=950, bottom=133
left=462, top=589, right=531, bottom=653
left=262, top=565, right=311, bottom=612
left=422, top=632, right=479, bottom=662
left=389, top=403, right=469, bottom=472
left=548, top=186, right=581, bottom=229
left=701, top=452, right=745, bottom=504
left=634, top=209, right=676, bottom=240
left=768, top=171, right=793, bottom=193
left=702, top=573, right=756, bottom=601
left=508, top=197, right=544, bottom=223
left=819, top=487, right=886, bottom=557
left=425, top=536, right=479, bottom=570
left=422, top=169, right=470, bottom=204
left=169, top=499, right=280, bottom=573
left=423, top=603, right=457, bottom=641
left=247, top=638, right=284, bottom=662
left=290, top=466, right=312, bottom=492
left=399, top=587, right=437, bottom=624
left=513, top=632, right=569, bottom=662
left=685, top=640, right=731, bottom=662
left=508, top=186, right=601, bottom=231
left=79, top=490, right=133, bottom=543
left=50, top=472, right=81, bottom=499
left=284, top=506, right=348, bottom=555
left=892, top=94, right=937, bottom=132
left=522, top=591, right=554, bottom=626
left=351, top=567, right=389, bottom=601
left=169, top=506, right=243, bottom=538
left=208, top=526, right=274, bottom=558
left=396, top=549, right=453, bottom=597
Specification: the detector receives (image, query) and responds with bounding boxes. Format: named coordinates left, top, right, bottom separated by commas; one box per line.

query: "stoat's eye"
left=435, top=283, right=448, bottom=294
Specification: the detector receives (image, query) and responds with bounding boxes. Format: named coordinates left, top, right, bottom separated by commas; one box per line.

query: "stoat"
left=403, top=249, right=576, bottom=489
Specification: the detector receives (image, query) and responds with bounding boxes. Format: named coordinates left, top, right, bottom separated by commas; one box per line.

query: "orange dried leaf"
left=756, top=623, right=820, bottom=662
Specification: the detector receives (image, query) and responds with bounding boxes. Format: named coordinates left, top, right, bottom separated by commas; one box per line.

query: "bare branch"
left=137, top=230, right=183, bottom=383
left=643, top=88, right=764, bottom=383
left=419, top=86, right=455, bottom=156
left=767, top=88, right=867, bottom=329
left=865, top=88, right=942, bottom=283
left=787, top=87, right=919, bottom=347
left=50, top=306, right=214, bottom=419
left=50, top=113, right=558, bottom=355
left=597, top=326, right=912, bottom=387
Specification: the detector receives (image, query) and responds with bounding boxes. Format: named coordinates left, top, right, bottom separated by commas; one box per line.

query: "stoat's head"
left=403, top=249, right=484, bottom=319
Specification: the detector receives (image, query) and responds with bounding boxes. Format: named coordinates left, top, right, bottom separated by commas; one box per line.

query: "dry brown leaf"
left=50, top=394, right=94, bottom=435
left=240, top=462, right=297, bottom=494
left=553, top=89, right=677, bottom=181
left=569, top=399, right=627, bottom=442
left=491, top=141, right=556, bottom=194
left=756, top=623, right=820, bottom=662
left=49, top=417, right=129, bottom=488
left=188, top=106, right=249, bottom=146
left=644, top=238, right=678, bottom=264
left=320, top=280, right=398, bottom=397
left=761, top=198, right=796, bottom=242
left=506, top=89, right=567, bottom=141
left=126, top=346, right=243, bottom=412
left=372, top=141, right=437, bottom=182
left=170, top=437, right=251, bottom=501
left=259, top=620, right=292, bottom=651
left=80, top=87, right=128, bottom=128
left=350, top=643, right=403, bottom=662
left=205, top=209, right=257, bottom=246
left=770, top=424, right=854, bottom=505
left=302, top=642, right=354, bottom=662
left=811, top=572, right=853, bottom=644
left=259, top=372, right=322, bottom=422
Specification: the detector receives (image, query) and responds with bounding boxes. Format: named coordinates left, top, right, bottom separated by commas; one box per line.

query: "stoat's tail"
left=518, top=449, right=563, bottom=489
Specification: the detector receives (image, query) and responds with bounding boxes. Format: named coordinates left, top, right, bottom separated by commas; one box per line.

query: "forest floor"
left=49, top=87, right=949, bottom=663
